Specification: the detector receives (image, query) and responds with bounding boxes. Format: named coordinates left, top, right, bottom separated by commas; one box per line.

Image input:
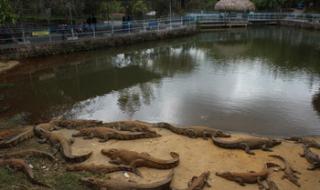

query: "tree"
left=131, top=0, right=149, bottom=18
left=0, top=0, right=16, bottom=24
left=99, top=0, right=124, bottom=21
left=252, top=0, right=288, bottom=10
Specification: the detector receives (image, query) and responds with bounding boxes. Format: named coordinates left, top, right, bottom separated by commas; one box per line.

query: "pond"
left=1, top=26, right=320, bottom=136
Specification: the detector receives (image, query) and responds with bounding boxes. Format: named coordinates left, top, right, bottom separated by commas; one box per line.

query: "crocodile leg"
left=109, top=157, right=124, bottom=165
left=261, top=144, right=273, bottom=152
left=240, top=143, right=255, bottom=155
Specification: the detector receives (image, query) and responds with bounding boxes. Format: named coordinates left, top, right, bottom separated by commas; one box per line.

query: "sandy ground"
left=54, top=127, right=320, bottom=190
left=0, top=60, right=19, bottom=73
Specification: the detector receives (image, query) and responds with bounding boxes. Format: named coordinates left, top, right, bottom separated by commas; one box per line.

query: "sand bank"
left=55, top=127, right=320, bottom=190
left=0, top=60, right=19, bottom=73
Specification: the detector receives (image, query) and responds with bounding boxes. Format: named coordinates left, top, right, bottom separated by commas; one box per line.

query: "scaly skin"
left=72, top=127, right=160, bottom=142
left=186, top=171, right=211, bottom=190
left=0, top=126, right=34, bottom=148
left=286, top=136, right=320, bottom=149
left=0, top=149, right=56, bottom=161
left=269, top=155, right=301, bottom=187
left=51, top=119, right=103, bottom=129
left=216, top=163, right=278, bottom=186
left=211, top=136, right=281, bottom=155
left=66, top=164, right=141, bottom=176
left=80, top=170, right=174, bottom=190
left=101, top=148, right=179, bottom=169
left=300, top=145, right=320, bottom=170
left=101, top=120, right=158, bottom=134
left=34, top=126, right=92, bottom=163
left=0, top=158, right=49, bottom=187
left=0, top=129, right=23, bottom=141
left=155, top=122, right=230, bottom=139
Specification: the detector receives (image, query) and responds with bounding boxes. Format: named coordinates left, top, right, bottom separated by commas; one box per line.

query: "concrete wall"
left=0, top=26, right=197, bottom=60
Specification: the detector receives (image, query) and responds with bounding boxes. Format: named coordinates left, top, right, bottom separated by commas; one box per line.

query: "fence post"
left=22, top=28, right=26, bottom=43
left=111, top=22, right=114, bottom=35
left=158, top=19, right=160, bottom=31
left=48, top=27, right=52, bottom=42
left=93, top=27, right=96, bottom=38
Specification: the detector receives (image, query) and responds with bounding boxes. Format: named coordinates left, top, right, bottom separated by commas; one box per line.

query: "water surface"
left=1, top=26, right=320, bottom=136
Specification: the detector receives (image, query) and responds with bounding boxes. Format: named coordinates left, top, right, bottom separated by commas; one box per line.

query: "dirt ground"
left=0, top=60, right=19, bottom=73
left=54, top=127, right=320, bottom=190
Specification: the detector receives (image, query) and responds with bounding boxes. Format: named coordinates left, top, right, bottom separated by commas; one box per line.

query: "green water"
left=1, top=26, right=320, bottom=136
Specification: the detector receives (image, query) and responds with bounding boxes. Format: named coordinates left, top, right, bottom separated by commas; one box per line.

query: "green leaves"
left=0, top=0, right=16, bottom=24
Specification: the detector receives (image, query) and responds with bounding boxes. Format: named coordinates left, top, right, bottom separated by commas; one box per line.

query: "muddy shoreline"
left=0, top=120, right=319, bottom=189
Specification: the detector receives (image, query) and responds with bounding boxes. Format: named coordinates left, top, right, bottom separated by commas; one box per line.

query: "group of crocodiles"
left=0, top=119, right=319, bottom=189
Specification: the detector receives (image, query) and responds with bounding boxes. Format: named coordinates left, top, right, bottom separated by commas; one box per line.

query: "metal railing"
left=188, top=12, right=320, bottom=23
left=0, top=17, right=196, bottom=49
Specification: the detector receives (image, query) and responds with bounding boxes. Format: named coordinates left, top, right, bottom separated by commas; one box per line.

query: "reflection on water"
left=1, top=26, right=320, bottom=136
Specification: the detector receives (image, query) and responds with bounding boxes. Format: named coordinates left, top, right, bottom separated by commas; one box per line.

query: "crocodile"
left=0, top=158, right=49, bottom=187
left=300, top=145, right=320, bottom=170
left=0, top=126, right=34, bottom=148
left=269, top=155, right=300, bottom=187
left=34, top=126, right=92, bottom=163
left=80, top=170, right=174, bottom=190
left=155, top=122, right=230, bottom=139
left=101, top=148, right=179, bottom=169
left=211, top=136, right=281, bottom=155
left=216, top=163, right=279, bottom=186
left=0, top=149, right=56, bottom=161
left=186, top=171, right=211, bottom=190
left=285, top=136, right=320, bottom=149
left=258, top=179, right=279, bottom=190
left=72, top=127, right=160, bottom=142
left=35, top=123, right=60, bottom=132
left=101, top=120, right=158, bottom=134
left=0, top=128, right=23, bottom=141
left=51, top=119, right=103, bottom=129
left=66, top=163, right=141, bottom=176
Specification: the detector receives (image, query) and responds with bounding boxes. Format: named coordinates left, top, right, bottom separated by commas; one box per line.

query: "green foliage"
left=131, top=0, right=149, bottom=18
left=252, top=0, right=289, bottom=10
left=0, top=0, right=16, bottom=24
left=99, top=0, right=124, bottom=20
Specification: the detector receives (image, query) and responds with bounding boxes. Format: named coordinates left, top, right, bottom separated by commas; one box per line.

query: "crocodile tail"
left=170, top=152, right=179, bottom=159
left=65, top=151, right=93, bottom=163
left=269, top=155, right=286, bottom=169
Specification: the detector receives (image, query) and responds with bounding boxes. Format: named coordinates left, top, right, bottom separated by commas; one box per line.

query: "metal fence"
left=188, top=12, right=320, bottom=23
left=1, top=12, right=320, bottom=49
left=0, top=17, right=196, bottom=49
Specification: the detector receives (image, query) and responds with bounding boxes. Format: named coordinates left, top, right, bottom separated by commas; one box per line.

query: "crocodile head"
left=269, top=139, right=282, bottom=146
left=215, top=171, right=234, bottom=180
left=101, top=148, right=119, bottom=159
left=215, top=130, right=231, bottom=138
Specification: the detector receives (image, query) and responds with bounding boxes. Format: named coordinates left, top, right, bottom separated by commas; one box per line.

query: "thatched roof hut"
left=215, top=0, right=256, bottom=11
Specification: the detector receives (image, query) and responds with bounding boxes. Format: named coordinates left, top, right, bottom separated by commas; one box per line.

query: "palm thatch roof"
left=215, top=0, right=256, bottom=11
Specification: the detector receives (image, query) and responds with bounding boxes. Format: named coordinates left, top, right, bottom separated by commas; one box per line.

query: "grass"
left=0, top=83, right=15, bottom=89
left=53, top=172, right=90, bottom=190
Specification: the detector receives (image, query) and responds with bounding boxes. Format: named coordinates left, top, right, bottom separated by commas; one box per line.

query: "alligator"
left=211, top=136, right=281, bottom=155
left=269, top=155, right=300, bottom=187
left=186, top=171, right=211, bottom=190
left=101, top=120, right=158, bottom=134
left=34, top=126, right=92, bottom=163
left=0, top=149, right=56, bottom=161
left=155, top=122, right=230, bottom=139
left=51, top=119, right=103, bottom=129
left=101, top=148, right=179, bottom=169
left=0, top=126, right=34, bottom=148
left=66, top=163, right=141, bottom=176
left=300, top=145, right=320, bottom=170
left=80, top=170, right=174, bottom=190
left=215, top=163, right=279, bottom=186
left=286, top=136, right=320, bottom=149
left=72, top=127, right=160, bottom=142
left=0, top=158, right=49, bottom=187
